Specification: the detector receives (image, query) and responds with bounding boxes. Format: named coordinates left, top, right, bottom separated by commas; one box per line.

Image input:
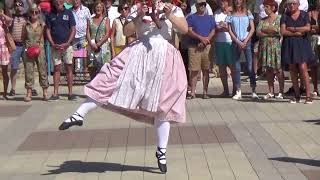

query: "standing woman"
left=257, top=0, right=284, bottom=100
left=226, top=0, right=258, bottom=100
left=0, top=9, right=12, bottom=100
left=214, top=0, right=235, bottom=97
left=59, top=0, right=188, bottom=173
left=86, top=1, right=111, bottom=79
left=281, top=0, right=314, bottom=104
left=23, top=4, right=49, bottom=102
left=111, top=2, right=131, bottom=57
left=308, top=0, right=320, bottom=96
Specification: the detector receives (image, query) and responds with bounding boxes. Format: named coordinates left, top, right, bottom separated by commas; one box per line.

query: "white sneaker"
left=275, top=93, right=283, bottom=99
left=263, top=93, right=274, bottom=100
left=232, top=90, right=242, bottom=100
left=252, top=92, right=260, bottom=99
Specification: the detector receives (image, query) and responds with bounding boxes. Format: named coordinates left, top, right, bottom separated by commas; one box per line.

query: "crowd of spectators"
left=0, top=0, right=319, bottom=104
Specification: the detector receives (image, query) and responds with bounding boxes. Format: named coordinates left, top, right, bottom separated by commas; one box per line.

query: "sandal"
left=202, top=94, right=210, bottom=99
left=24, top=96, right=32, bottom=102
left=186, top=93, right=196, bottom=99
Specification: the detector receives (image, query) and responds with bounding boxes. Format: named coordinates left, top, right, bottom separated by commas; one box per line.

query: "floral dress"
left=88, top=17, right=111, bottom=69
left=257, top=15, right=282, bottom=70
left=0, top=20, right=10, bottom=66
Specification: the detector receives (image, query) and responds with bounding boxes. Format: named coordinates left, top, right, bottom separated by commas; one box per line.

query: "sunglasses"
left=15, top=2, right=23, bottom=7
left=197, top=2, right=206, bottom=7
left=31, top=11, right=39, bottom=15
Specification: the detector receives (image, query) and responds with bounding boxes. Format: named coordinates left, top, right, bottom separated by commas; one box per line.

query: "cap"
left=196, top=0, right=206, bottom=3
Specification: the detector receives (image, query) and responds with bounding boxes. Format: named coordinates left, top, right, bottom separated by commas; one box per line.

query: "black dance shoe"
left=155, top=147, right=167, bottom=173
left=58, top=113, right=84, bottom=130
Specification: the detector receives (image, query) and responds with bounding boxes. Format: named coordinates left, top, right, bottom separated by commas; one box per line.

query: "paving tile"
left=121, top=147, right=145, bottom=180
left=301, top=169, right=320, bottom=180
left=127, top=126, right=146, bottom=147
left=168, top=126, right=182, bottom=145
left=211, top=125, right=236, bottom=143
left=222, top=144, right=260, bottom=180
left=98, top=148, right=126, bottom=180
left=183, top=145, right=213, bottom=180
left=90, top=130, right=109, bottom=149
left=0, top=153, right=30, bottom=174
left=0, top=105, right=31, bottom=117
left=17, top=125, right=236, bottom=151
left=20, top=152, right=50, bottom=174
left=108, top=128, right=129, bottom=148
left=202, top=144, right=236, bottom=180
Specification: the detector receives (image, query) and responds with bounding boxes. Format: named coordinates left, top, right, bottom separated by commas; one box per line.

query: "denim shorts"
left=11, top=45, right=25, bottom=70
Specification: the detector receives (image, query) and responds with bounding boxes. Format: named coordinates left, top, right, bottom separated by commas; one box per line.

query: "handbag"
left=26, top=45, right=40, bottom=58
left=4, top=31, right=16, bottom=53
left=26, top=25, right=42, bottom=58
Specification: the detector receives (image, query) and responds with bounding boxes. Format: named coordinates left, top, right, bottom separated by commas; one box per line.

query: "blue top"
left=187, top=13, right=216, bottom=45
left=226, top=13, right=254, bottom=41
left=46, top=8, right=76, bottom=44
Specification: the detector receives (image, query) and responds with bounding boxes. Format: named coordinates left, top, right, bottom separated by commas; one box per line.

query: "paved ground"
left=1, top=77, right=320, bottom=180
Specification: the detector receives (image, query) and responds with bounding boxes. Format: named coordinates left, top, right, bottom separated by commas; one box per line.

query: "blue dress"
left=280, top=11, right=315, bottom=64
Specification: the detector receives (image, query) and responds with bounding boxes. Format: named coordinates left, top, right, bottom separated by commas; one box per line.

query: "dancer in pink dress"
left=58, top=1, right=188, bottom=173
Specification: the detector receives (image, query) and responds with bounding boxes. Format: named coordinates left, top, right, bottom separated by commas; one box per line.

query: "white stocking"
left=64, top=97, right=101, bottom=122
left=155, top=117, right=170, bottom=164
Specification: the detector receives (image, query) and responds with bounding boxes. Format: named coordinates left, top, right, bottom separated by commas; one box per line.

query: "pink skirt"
left=0, top=43, right=10, bottom=66
left=84, top=39, right=187, bottom=124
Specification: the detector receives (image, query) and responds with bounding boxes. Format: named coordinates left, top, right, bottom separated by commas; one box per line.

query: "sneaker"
left=312, top=91, right=319, bottom=97
left=289, top=97, right=297, bottom=104
left=252, top=92, right=260, bottom=99
left=31, top=89, right=38, bottom=96
left=49, top=95, right=60, bottom=101
left=68, top=94, right=77, bottom=101
left=275, top=93, right=284, bottom=99
left=305, top=97, right=313, bottom=104
left=8, top=89, right=15, bottom=96
left=232, top=90, right=242, bottom=100
left=290, top=97, right=302, bottom=104
left=263, top=93, right=274, bottom=100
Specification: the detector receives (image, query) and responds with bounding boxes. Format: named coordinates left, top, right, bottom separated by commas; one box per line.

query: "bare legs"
left=1, top=65, right=9, bottom=99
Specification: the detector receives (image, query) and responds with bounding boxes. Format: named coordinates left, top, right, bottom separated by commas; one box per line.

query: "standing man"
left=8, top=0, right=27, bottom=97
left=187, top=0, right=216, bottom=99
left=72, top=0, right=91, bottom=73
left=103, top=0, right=120, bottom=27
left=46, top=0, right=76, bottom=101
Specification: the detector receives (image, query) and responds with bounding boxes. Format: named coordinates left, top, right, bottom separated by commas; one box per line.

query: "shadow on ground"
left=42, top=160, right=162, bottom=175
left=269, top=157, right=320, bottom=167
left=303, top=120, right=320, bottom=125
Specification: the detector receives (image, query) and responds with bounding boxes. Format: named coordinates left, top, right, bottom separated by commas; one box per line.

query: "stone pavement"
left=1, top=77, right=320, bottom=180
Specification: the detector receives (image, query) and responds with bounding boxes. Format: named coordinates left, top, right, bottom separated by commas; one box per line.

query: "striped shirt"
left=11, top=15, right=27, bottom=43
